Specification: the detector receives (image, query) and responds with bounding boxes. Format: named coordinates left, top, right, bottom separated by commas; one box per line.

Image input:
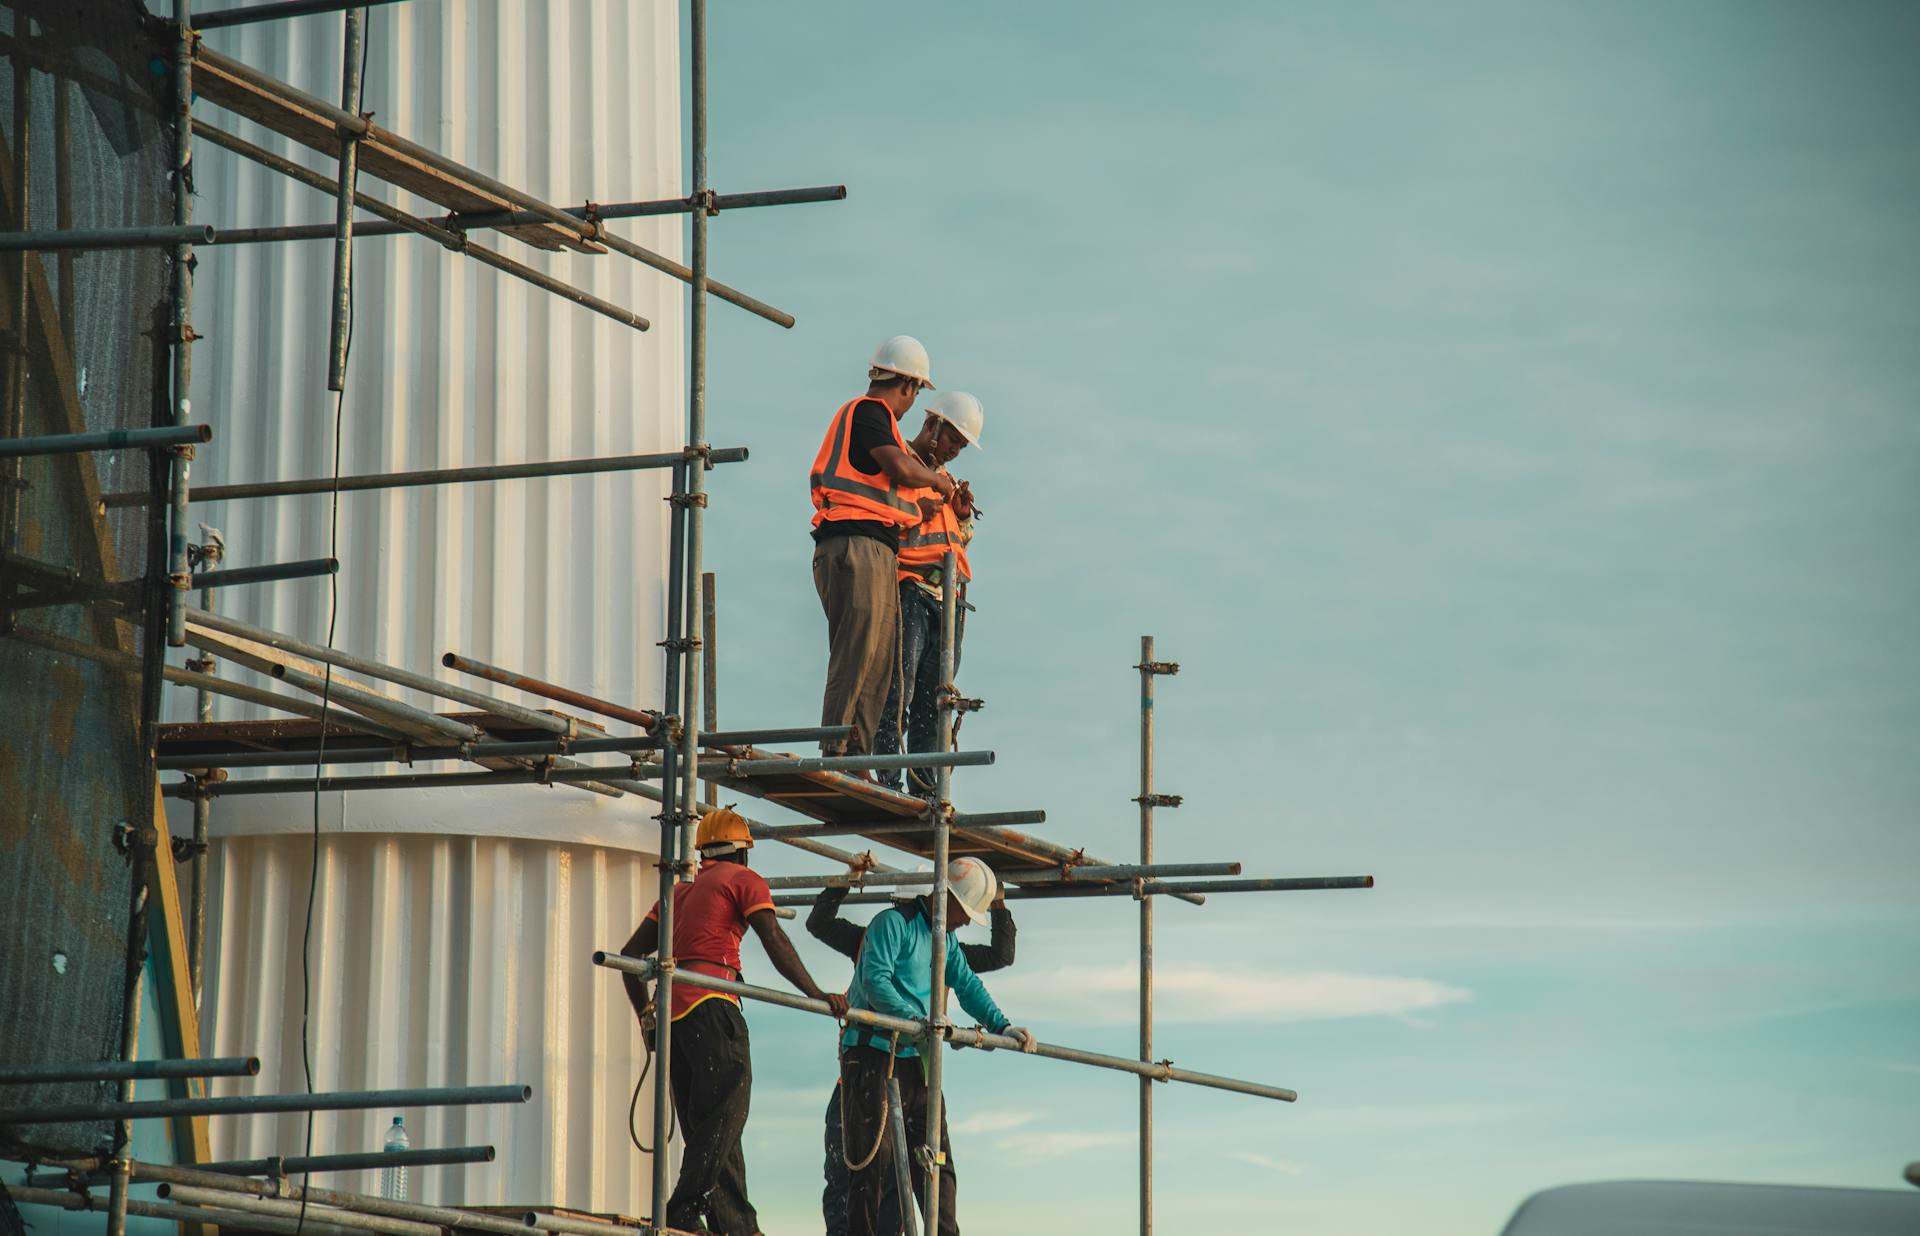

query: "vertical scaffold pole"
left=105, top=879, right=151, bottom=1236
left=650, top=1, right=710, bottom=1229
left=922, top=548, right=958, bottom=1232
left=325, top=6, right=367, bottom=392
left=188, top=562, right=218, bottom=1012
left=4, top=40, right=32, bottom=558
left=678, top=0, right=709, bottom=864
left=1135, top=637, right=1178, bottom=1236
left=1138, top=635, right=1156, bottom=1236
left=647, top=451, right=686, bottom=1232
left=165, top=0, right=195, bottom=648
left=702, top=572, right=717, bottom=808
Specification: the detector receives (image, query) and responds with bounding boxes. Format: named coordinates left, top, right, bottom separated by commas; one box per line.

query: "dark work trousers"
left=875, top=583, right=961, bottom=794
left=841, top=1045, right=956, bottom=1236
left=813, top=534, right=902, bottom=757
left=665, top=999, right=758, bottom=1235
left=823, top=1083, right=902, bottom=1236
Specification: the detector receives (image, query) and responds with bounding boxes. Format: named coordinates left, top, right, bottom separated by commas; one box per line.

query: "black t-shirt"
left=813, top=399, right=905, bottom=549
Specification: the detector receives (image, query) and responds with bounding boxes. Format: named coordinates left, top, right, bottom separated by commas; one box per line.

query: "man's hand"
left=823, top=992, right=850, bottom=1020
left=952, top=479, right=976, bottom=520
left=916, top=494, right=947, bottom=520
left=931, top=471, right=957, bottom=501
left=1005, top=1026, right=1038, bottom=1053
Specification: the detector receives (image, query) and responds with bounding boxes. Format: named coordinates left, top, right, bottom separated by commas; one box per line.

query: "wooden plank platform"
left=699, top=748, right=1105, bottom=879
left=156, top=720, right=1110, bottom=880
left=157, top=712, right=577, bottom=759
left=192, top=44, right=603, bottom=254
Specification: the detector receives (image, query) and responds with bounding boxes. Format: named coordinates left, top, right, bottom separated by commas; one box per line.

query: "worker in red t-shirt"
left=620, top=806, right=850, bottom=1235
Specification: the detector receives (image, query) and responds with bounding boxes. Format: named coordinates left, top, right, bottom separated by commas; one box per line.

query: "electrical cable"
left=296, top=18, right=370, bottom=1236
left=625, top=1010, right=675, bottom=1155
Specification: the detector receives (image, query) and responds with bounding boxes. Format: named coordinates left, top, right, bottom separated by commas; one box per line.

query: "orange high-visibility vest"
left=809, top=397, right=920, bottom=533
left=897, top=486, right=972, bottom=585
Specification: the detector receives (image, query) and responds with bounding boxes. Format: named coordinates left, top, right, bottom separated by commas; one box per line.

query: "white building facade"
left=173, top=0, right=683, bottom=1211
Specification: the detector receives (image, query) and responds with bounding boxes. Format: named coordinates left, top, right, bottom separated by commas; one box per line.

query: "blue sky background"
left=677, top=2, right=1917, bottom=1232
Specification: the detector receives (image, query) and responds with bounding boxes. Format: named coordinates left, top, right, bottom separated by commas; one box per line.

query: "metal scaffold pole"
left=649, top=0, right=711, bottom=1227
left=922, top=548, right=959, bottom=1232
left=678, top=0, right=710, bottom=905
left=165, top=0, right=197, bottom=648
left=326, top=5, right=368, bottom=393
left=187, top=531, right=222, bottom=1013
left=1134, top=639, right=1180, bottom=1236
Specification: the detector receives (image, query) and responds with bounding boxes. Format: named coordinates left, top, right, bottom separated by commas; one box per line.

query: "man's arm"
left=806, top=885, right=866, bottom=961
left=749, top=910, right=849, bottom=1018
left=959, top=901, right=1015, bottom=974
left=946, top=943, right=1037, bottom=1052
left=872, top=443, right=954, bottom=497
left=944, top=940, right=1010, bottom=1034
left=619, top=915, right=660, bottom=1024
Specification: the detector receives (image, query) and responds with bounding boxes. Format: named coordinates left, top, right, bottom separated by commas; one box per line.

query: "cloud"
left=951, top=1109, right=1039, bottom=1136
left=986, top=965, right=1470, bottom=1025
left=1231, top=1152, right=1305, bottom=1176
left=996, top=1130, right=1136, bottom=1158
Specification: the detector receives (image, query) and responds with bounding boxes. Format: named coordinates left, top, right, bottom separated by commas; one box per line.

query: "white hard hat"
left=946, top=856, right=998, bottom=925
left=923, top=390, right=984, bottom=450
left=870, top=335, right=934, bottom=388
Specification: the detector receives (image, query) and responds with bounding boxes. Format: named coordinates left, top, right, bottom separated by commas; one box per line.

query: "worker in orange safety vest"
left=874, top=391, right=984, bottom=794
left=809, top=336, right=956, bottom=761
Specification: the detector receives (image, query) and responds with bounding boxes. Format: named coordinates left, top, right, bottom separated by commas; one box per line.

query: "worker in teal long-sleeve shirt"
left=837, top=857, right=1035, bottom=1236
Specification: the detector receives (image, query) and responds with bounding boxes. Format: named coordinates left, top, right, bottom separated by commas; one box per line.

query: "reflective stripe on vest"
left=809, top=397, right=919, bottom=527
left=898, top=493, right=972, bottom=583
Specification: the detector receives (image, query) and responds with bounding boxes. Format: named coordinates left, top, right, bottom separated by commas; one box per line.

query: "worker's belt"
left=847, top=1030, right=914, bottom=1056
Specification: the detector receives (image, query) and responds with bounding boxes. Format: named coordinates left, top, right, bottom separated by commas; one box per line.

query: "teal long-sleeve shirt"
left=842, top=898, right=1010, bottom=1058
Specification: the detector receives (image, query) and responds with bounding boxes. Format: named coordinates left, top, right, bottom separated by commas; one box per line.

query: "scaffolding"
left=0, top=3, right=1375, bottom=1235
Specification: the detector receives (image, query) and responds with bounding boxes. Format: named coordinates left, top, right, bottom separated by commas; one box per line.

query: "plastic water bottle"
left=380, top=1116, right=410, bottom=1201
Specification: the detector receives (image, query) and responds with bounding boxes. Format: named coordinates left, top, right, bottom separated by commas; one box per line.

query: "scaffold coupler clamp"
left=690, top=188, right=720, bottom=218
left=649, top=713, right=685, bottom=747
left=1135, top=659, right=1180, bottom=676
left=1133, top=792, right=1183, bottom=809
left=113, top=820, right=157, bottom=856
left=579, top=199, right=607, bottom=244
left=1131, top=877, right=1147, bottom=902
left=939, top=683, right=984, bottom=713
left=916, top=1145, right=948, bottom=1170
left=845, top=850, right=879, bottom=888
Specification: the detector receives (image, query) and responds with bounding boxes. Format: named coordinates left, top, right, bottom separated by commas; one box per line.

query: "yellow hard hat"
left=695, top=805, right=753, bottom=854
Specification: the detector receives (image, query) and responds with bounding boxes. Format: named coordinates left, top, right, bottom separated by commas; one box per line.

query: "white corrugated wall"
left=203, top=833, right=661, bottom=1209
left=180, top=0, right=684, bottom=1212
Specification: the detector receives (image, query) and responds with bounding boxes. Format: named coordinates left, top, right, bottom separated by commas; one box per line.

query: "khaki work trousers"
left=813, top=533, right=900, bottom=757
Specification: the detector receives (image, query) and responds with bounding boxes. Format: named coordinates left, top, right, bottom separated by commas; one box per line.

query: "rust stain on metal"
left=45, top=658, right=84, bottom=754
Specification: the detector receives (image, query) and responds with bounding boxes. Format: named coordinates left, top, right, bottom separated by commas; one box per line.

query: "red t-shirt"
left=644, top=860, right=774, bottom=1021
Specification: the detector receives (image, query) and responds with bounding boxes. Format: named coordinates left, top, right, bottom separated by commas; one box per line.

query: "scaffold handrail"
left=592, top=953, right=1298, bottom=1104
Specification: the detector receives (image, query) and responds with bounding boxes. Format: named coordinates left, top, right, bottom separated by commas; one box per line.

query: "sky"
left=674, top=1, right=1920, bottom=1232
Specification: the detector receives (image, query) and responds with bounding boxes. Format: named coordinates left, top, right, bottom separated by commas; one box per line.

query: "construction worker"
left=838, top=857, right=1035, bottom=1236
left=809, top=875, right=1016, bottom=1236
left=811, top=336, right=956, bottom=761
left=619, top=807, right=851, bottom=1235
left=873, top=391, right=984, bottom=795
